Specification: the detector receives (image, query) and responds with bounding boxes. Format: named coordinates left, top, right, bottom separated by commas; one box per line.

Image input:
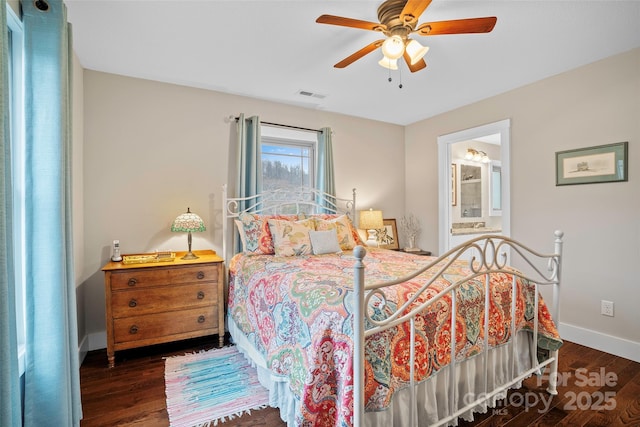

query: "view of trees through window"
left=261, top=141, right=313, bottom=191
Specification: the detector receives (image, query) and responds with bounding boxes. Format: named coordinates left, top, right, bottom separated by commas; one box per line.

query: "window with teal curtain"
left=21, top=0, right=82, bottom=425
left=236, top=118, right=335, bottom=213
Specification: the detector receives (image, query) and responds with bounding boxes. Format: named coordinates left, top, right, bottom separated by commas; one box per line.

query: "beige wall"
left=406, top=48, right=640, bottom=359
left=81, top=71, right=405, bottom=341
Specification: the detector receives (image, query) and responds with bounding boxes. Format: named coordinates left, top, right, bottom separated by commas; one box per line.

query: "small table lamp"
left=171, top=207, right=206, bottom=259
left=359, top=209, right=384, bottom=247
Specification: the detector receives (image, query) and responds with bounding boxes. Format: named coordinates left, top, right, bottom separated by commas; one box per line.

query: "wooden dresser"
left=102, top=249, right=224, bottom=367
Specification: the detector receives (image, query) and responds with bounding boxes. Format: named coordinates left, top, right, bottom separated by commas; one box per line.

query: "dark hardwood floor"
left=80, top=337, right=640, bottom=426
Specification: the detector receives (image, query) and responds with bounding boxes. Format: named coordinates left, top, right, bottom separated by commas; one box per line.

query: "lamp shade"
left=359, top=209, right=384, bottom=230
left=171, top=208, right=206, bottom=233
left=171, top=207, right=205, bottom=259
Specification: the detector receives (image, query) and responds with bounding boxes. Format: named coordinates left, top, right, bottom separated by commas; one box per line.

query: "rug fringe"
left=163, top=345, right=234, bottom=361
left=210, top=404, right=269, bottom=426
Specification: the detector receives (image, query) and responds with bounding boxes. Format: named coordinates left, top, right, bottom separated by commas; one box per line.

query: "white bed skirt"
left=227, top=315, right=538, bottom=427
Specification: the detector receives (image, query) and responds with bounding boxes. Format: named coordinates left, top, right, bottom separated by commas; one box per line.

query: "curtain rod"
left=233, top=116, right=321, bottom=133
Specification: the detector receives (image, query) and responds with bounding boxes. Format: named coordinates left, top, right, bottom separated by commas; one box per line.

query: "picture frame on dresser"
left=375, top=218, right=399, bottom=250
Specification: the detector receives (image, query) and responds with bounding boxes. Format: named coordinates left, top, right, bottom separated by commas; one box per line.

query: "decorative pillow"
left=268, top=218, right=316, bottom=256
left=234, top=219, right=248, bottom=251
left=313, top=215, right=358, bottom=250
left=309, top=229, right=342, bottom=255
left=237, top=212, right=262, bottom=253
left=237, top=212, right=298, bottom=254
left=349, top=221, right=365, bottom=246
left=303, top=213, right=364, bottom=248
left=257, top=214, right=298, bottom=254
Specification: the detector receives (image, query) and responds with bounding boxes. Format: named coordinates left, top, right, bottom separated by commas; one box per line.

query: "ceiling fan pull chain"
left=398, top=66, right=403, bottom=89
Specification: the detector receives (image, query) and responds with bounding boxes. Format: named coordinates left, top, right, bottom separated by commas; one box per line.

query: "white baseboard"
left=559, top=322, right=640, bottom=363
left=87, top=330, right=107, bottom=352
left=78, top=334, right=89, bottom=365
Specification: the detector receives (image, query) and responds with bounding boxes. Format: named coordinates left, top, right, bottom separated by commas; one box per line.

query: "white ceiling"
left=65, top=0, right=640, bottom=126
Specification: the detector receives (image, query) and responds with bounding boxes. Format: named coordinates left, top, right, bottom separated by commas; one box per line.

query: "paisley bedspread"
left=228, top=248, right=562, bottom=427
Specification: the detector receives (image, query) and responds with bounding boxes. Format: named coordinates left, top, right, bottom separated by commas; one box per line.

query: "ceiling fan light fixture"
left=405, top=39, right=429, bottom=65
left=381, top=35, right=404, bottom=60
left=378, top=55, right=398, bottom=70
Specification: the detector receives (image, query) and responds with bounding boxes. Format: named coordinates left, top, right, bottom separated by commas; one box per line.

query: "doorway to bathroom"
left=437, top=119, right=511, bottom=256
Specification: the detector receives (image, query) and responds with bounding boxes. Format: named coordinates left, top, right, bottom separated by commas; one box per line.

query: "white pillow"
left=309, top=229, right=342, bottom=255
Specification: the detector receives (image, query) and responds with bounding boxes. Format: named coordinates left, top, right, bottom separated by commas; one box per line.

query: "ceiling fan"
left=316, top=0, right=497, bottom=73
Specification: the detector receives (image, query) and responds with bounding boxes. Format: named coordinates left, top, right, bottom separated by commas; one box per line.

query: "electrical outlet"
left=601, top=300, right=614, bottom=317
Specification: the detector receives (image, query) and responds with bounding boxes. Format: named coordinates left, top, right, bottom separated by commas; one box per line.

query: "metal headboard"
left=222, top=185, right=356, bottom=262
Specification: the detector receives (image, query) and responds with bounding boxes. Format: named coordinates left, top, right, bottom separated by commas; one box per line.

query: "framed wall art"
left=556, top=142, right=628, bottom=186
left=375, top=219, right=399, bottom=250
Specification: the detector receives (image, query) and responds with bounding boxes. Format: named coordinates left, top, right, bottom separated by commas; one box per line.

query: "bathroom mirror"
left=460, top=165, right=482, bottom=218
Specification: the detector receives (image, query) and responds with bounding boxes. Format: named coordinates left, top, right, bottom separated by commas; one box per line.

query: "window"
left=7, top=4, right=26, bottom=375
left=260, top=125, right=316, bottom=191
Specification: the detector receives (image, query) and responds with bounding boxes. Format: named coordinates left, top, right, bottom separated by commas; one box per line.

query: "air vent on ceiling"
left=297, top=90, right=326, bottom=100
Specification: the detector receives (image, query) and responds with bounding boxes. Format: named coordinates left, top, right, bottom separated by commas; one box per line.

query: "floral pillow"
left=301, top=213, right=364, bottom=248
left=268, top=218, right=316, bottom=256
left=237, top=212, right=263, bottom=253
left=237, top=212, right=298, bottom=254
left=313, top=215, right=358, bottom=250
left=257, top=214, right=298, bottom=254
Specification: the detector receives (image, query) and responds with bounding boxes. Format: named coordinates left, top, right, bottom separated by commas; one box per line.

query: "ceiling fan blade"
left=400, top=0, right=433, bottom=25
left=416, top=17, right=497, bottom=36
left=403, top=52, right=427, bottom=73
left=316, top=14, right=386, bottom=32
left=334, top=40, right=384, bottom=68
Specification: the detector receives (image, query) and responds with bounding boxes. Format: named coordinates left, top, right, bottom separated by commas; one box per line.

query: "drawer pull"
left=128, top=278, right=138, bottom=287
left=198, top=315, right=205, bottom=323
left=128, top=299, right=137, bottom=308
left=197, top=271, right=205, bottom=280
left=197, top=291, right=205, bottom=300
left=129, top=325, right=139, bottom=334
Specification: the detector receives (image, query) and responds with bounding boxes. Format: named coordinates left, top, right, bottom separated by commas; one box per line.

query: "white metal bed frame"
left=222, top=185, right=563, bottom=427
left=352, top=233, right=562, bottom=426
left=222, top=184, right=356, bottom=263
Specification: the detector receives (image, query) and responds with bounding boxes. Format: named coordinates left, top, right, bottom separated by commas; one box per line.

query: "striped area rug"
left=164, top=346, right=270, bottom=427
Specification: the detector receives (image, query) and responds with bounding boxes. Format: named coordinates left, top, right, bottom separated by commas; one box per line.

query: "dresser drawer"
left=110, top=264, right=218, bottom=290
left=169, top=265, right=218, bottom=284
left=113, top=307, right=217, bottom=344
left=111, top=283, right=217, bottom=318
